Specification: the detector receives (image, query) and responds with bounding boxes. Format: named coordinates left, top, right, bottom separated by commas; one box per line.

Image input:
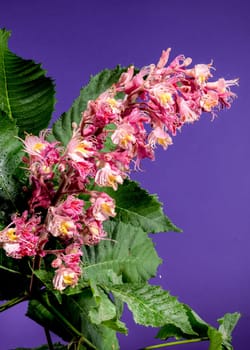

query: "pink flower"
left=205, top=78, right=239, bottom=108
left=200, top=90, right=219, bottom=112
left=90, top=192, right=116, bottom=221
left=149, top=85, right=175, bottom=110
left=111, top=123, right=136, bottom=152
left=64, top=244, right=82, bottom=268
left=101, top=150, right=131, bottom=173
left=188, top=63, right=213, bottom=85
left=148, top=127, right=173, bottom=150
left=47, top=209, right=78, bottom=239
left=123, top=108, right=150, bottom=131
left=116, top=65, right=146, bottom=95
left=116, top=66, right=135, bottom=89
left=134, top=142, right=155, bottom=169
left=69, top=159, right=96, bottom=183
left=51, top=243, right=82, bottom=290
left=0, top=48, right=238, bottom=294
left=82, top=219, right=106, bottom=245
left=0, top=212, right=42, bottom=258
left=80, top=90, right=122, bottom=133
left=67, top=137, right=95, bottom=162
left=29, top=176, right=55, bottom=210
left=3, top=242, right=21, bottom=258
left=156, top=48, right=171, bottom=69
left=95, top=163, right=124, bottom=190
left=123, top=71, right=145, bottom=95
left=23, top=130, right=60, bottom=164
left=178, top=98, right=200, bottom=123
left=55, top=196, right=84, bottom=221
left=206, top=78, right=239, bottom=94
left=53, top=267, right=80, bottom=291
left=51, top=257, right=63, bottom=268
left=23, top=135, right=48, bottom=158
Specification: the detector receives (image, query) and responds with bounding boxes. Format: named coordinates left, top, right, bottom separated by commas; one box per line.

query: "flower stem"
left=44, top=327, right=54, bottom=350
left=141, top=337, right=209, bottom=349
left=29, top=255, right=42, bottom=295
left=0, top=295, right=27, bottom=312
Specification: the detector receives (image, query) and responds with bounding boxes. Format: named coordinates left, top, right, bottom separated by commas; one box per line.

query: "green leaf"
left=0, top=29, right=55, bottom=135
left=218, top=313, right=241, bottom=350
left=101, top=123, right=117, bottom=153
left=88, top=286, right=117, bottom=325
left=51, top=66, right=127, bottom=146
left=156, top=305, right=209, bottom=340
left=111, top=283, right=196, bottom=336
left=32, top=269, right=55, bottom=289
left=88, top=285, right=127, bottom=334
left=80, top=179, right=178, bottom=290
left=156, top=310, right=240, bottom=350
left=0, top=111, right=24, bottom=206
left=82, top=222, right=161, bottom=285
left=102, top=179, right=180, bottom=233
left=102, top=318, right=127, bottom=334
left=68, top=290, right=120, bottom=350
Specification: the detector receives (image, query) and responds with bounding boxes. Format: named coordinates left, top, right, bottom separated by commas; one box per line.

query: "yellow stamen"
left=63, top=273, right=75, bottom=285
left=32, top=143, right=45, bottom=152
left=75, top=143, right=88, bottom=154
left=107, top=174, right=117, bottom=187
left=107, top=98, right=117, bottom=107
left=89, top=224, right=99, bottom=236
left=157, top=137, right=168, bottom=147
left=101, top=203, right=114, bottom=216
left=41, top=165, right=51, bottom=174
left=60, top=221, right=73, bottom=235
left=6, top=228, right=17, bottom=241
left=202, top=97, right=218, bottom=112
left=159, top=92, right=172, bottom=105
left=198, top=75, right=206, bottom=84
left=120, top=134, right=134, bottom=148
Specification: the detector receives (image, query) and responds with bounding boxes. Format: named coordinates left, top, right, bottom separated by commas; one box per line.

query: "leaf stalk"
left=141, top=337, right=209, bottom=349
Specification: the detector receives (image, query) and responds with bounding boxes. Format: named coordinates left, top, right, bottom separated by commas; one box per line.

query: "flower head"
left=0, top=47, right=238, bottom=295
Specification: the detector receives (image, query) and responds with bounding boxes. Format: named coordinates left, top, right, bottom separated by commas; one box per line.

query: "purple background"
left=0, top=0, right=249, bottom=349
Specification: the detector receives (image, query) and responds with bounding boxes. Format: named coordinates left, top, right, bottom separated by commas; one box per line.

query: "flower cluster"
left=0, top=49, right=237, bottom=290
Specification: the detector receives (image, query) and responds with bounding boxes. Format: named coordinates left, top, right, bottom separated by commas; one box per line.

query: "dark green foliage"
left=0, top=29, right=56, bottom=136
